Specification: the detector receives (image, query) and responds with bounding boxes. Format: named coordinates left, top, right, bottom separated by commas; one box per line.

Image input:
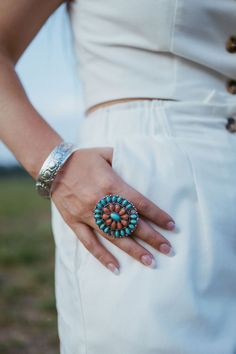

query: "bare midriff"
left=85, top=97, right=176, bottom=117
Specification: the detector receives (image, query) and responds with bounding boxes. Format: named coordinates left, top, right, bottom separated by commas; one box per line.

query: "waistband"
left=79, top=99, right=236, bottom=143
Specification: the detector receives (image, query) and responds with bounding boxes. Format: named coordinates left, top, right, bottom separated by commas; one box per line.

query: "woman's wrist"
left=28, top=134, right=63, bottom=180
left=35, top=141, right=78, bottom=198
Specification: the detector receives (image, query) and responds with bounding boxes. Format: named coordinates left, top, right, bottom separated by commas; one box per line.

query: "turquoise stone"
left=117, top=196, right=123, bottom=203
left=106, top=196, right=111, bottom=203
left=95, top=209, right=102, bottom=214
left=97, top=202, right=103, bottom=209
left=129, top=224, right=135, bottom=230
left=101, top=199, right=107, bottom=205
left=112, top=195, right=117, bottom=203
left=110, top=212, right=121, bottom=221
left=104, top=227, right=110, bottom=233
left=100, top=223, right=106, bottom=230
left=115, top=230, right=120, bottom=237
left=126, top=204, right=133, bottom=209
left=94, top=214, right=102, bottom=219
left=125, top=228, right=131, bottom=235
left=131, top=219, right=137, bottom=224
left=96, top=220, right=103, bottom=225
left=120, top=230, right=125, bottom=236
left=130, top=214, right=137, bottom=219
left=122, top=199, right=128, bottom=206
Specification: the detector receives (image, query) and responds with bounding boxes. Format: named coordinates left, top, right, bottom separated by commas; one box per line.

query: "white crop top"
left=69, top=0, right=236, bottom=112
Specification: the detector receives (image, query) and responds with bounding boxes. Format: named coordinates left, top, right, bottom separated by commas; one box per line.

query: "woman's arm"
left=0, top=0, right=175, bottom=272
left=0, top=0, right=65, bottom=179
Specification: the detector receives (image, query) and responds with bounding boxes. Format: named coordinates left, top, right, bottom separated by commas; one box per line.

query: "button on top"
left=225, top=117, right=236, bottom=133
left=227, top=80, right=236, bottom=94
left=226, top=36, right=236, bottom=53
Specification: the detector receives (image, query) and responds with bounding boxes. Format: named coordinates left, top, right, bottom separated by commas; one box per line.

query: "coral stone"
left=103, top=207, right=110, bottom=213
left=109, top=203, right=115, bottom=211
left=115, top=204, right=121, bottom=212
left=111, top=221, right=117, bottom=229
left=119, top=207, right=126, bottom=215
left=102, top=214, right=110, bottom=220
left=121, top=214, right=129, bottom=220
left=117, top=222, right=122, bottom=230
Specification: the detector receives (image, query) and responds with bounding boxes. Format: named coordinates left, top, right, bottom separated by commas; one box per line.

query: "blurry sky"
left=0, top=3, right=84, bottom=165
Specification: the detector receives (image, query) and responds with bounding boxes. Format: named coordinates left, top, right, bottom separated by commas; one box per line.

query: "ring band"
left=93, top=194, right=139, bottom=238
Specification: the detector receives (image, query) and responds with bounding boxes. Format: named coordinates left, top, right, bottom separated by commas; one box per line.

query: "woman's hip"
left=52, top=99, right=236, bottom=353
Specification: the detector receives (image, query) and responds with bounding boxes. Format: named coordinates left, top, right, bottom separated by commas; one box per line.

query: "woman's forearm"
left=0, top=50, right=63, bottom=179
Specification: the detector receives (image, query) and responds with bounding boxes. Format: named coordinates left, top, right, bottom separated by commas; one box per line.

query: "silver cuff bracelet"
left=35, top=141, right=78, bottom=199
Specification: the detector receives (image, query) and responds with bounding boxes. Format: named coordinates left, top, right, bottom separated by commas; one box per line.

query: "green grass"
left=0, top=177, right=59, bottom=354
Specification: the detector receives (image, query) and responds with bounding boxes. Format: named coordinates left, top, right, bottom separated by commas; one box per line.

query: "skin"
left=0, top=0, right=176, bottom=275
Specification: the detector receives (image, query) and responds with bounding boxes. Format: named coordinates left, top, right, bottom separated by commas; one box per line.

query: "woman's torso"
left=69, top=0, right=236, bottom=112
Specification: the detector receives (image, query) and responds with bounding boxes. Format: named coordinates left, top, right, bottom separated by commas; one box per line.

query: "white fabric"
left=51, top=99, right=236, bottom=354
left=51, top=1, right=236, bottom=352
left=69, top=0, right=236, bottom=111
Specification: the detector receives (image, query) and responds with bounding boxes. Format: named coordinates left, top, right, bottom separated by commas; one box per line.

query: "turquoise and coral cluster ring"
left=93, top=194, right=139, bottom=238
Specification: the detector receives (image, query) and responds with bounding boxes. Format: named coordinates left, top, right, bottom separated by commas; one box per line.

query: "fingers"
left=73, top=222, right=157, bottom=271
left=87, top=220, right=161, bottom=267
left=108, top=234, right=156, bottom=268
left=115, top=183, right=176, bottom=231
left=73, top=222, right=120, bottom=275
left=132, top=218, right=174, bottom=256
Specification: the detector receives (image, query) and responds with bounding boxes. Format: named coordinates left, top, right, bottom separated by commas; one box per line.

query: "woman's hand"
left=51, top=147, right=176, bottom=275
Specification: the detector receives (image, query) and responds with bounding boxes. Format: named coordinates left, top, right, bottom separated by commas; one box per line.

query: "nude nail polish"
left=107, top=263, right=120, bottom=275
left=141, top=255, right=157, bottom=268
left=167, top=220, right=175, bottom=230
left=159, top=243, right=175, bottom=257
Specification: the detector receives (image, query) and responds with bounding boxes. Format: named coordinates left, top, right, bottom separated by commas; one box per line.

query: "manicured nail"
left=167, top=220, right=175, bottom=230
left=159, top=243, right=175, bottom=256
left=141, top=255, right=156, bottom=268
left=107, top=263, right=120, bottom=275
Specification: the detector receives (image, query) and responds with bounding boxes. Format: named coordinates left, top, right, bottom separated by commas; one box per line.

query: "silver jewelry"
left=35, top=141, right=78, bottom=198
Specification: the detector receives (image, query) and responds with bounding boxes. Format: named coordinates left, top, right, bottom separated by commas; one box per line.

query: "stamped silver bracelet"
left=35, top=141, right=78, bottom=199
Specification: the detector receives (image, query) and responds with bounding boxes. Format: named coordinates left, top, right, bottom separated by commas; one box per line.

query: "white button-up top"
left=69, top=0, right=236, bottom=111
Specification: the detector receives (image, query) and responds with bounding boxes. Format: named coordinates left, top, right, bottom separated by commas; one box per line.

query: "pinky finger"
left=73, top=222, right=120, bottom=275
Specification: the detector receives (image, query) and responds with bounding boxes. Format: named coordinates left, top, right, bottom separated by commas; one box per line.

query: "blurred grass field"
left=0, top=176, right=59, bottom=354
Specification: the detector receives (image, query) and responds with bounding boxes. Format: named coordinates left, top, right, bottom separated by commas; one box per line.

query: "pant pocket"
left=74, top=133, right=202, bottom=354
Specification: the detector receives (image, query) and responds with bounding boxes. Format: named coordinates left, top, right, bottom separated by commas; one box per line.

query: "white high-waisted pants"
left=51, top=99, right=236, bottom=354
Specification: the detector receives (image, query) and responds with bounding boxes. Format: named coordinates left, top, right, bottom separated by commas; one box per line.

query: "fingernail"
left=141, top=255, right=157, bottom=268
left=107, top=263, right=120, bottom=275
left=167, top=220, right=175, bottom=230
left=159, top=243, right=175, bottom=257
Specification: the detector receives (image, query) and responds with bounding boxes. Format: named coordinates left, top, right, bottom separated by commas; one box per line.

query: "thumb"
left=98, top=147, right=114, bottom=166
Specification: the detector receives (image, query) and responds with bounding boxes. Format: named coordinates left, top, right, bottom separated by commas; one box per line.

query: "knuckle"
left=132, top=248, right=143, bottom=260
left=135, top=197, right=149, bottom=212
left=146, top=232, right=157, bottom=245
left=82, top=237, right=96, bottom=252
left=64, top=213, right=76, bottom=226
left=122, top=244, right=133, bottom=255
left=97, top=253, right=106, bottom=264
left=125, top=244, right=139, bottom=258
left=100, top=174, right=117, bottom=191
left=147, top=229, right=164, bottom=246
